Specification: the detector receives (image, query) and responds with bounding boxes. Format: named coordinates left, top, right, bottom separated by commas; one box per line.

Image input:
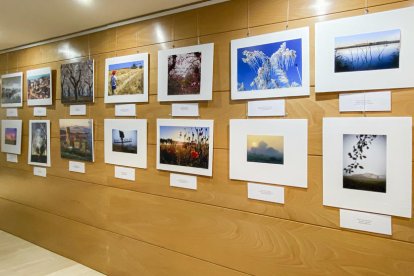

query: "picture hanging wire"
left=246, top=0, right=250, bottom=36
left=87, top=36, right=91, bottom=60
left=172, top=17, right=176, bottom=48
left=196, top=12, right=201, bottom=45
left=286, top=0, right=290, bottom=30
left=365, top=0, right=369, bottom=14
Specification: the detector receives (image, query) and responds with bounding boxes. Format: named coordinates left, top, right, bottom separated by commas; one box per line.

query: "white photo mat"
left=158, top=43, right=214, bottom=102
left=231, top=27, right=310, bottom=100
left=28, top=120, right=51, bottom=167
left=1, top=120, right=22, bottom=155
left=27, top=67, right=53, bottom=106
left=323, top=117, right=412, bottom=218
left=1, top=72, right=23, bottom=107
left=229, top=119, right=308, bottom=187
left=315, top=7, right=414, bottom=92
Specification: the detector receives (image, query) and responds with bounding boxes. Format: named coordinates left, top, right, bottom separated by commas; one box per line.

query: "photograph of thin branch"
left=343, top=134, right=386, bottom=193
left=1, top=75, right=22, bottom=105
left=60, top=119, right=94, bottom=162
left=28, top=72, right=51, bottom=100
left=237, top=38, right=302, bottom=92
left=247, top=135, right=284, bottom=165
left=168, top=52, right=201, bottom=95
left=30, top=122, right=48, bottom=164
left=108, top=60, right=144, bottom=96
left=335, top=29, right=400, bottom=72
left=112, top=129, right=137, bottom=154
left=61, top=60, right=94, bottom=103
left=159, top=126, right=209, bottom=169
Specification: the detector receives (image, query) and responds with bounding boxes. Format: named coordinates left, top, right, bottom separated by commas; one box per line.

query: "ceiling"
left=0, top=0, right=206, bottom=51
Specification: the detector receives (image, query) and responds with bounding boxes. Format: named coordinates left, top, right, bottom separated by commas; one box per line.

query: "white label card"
left=339, top=91, right=391, bottom=112
left=340, top=209, right=392, bottom=235
left=114, top=166, right=135, bottom=181
left=33, top=107, right=47, bottom=117
left=33, top=167, right=47, bottom=177
left=6, top=108, right=18, bottom=117
left=70, top=105, right=87, bottom=116
left=171, top=103, right=199, bottom=117
left=6, top=153, right=18, bottom=163
left=170, top=173, right=197, bottom=190
left=247, top=100, right=285, bottom=117
left=115, top=104, right=136, bottom=117
left=69, top=161, right=85, bottom=173
left=247, top=183, right=284, bottom=204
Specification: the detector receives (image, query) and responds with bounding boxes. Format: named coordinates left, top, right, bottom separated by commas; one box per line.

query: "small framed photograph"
left=61, top=60, right=94, bottom=104
left=27, top=67, right=52, bottom=106
left=323, top=117, right=412, bottom=218
left=104, top=119, right=147, bottom=168
left=104, top=53, right=148, bottom=103
left=1, top=72, right=23, bottom=107
left=231, top=27, right=310, bottom=100
left=229, top=119, right=308, bottom=187
left=158, top=43, right=214, bottom=102
left=157, top=119, right=214, bottom=176
left=28, top=120, right=51, bottom=167
left=59, top=119, right=94, bottom=162
left=315, top=7, right=414, bottom=92
left=1, top=120, right=22, bottom=155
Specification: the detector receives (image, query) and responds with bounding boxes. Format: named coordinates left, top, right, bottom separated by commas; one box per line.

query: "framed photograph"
left=1, top=72, right=23, bottom=107
left=28, top=120, right=51, bottom=167
left=104, top=53, right=148, bottom=103
left=27, top=67, right=52, bottom=106
left=231, top=27, right=310, bottom=100
left=315, top=7, right=414, bottom=92
left=229, top=119, right=307, bottom=187
left=1, top=120, right=22, bottom=155
left=158, top=43, right=214, bottom=102
left=323, top=117, right=412, bottom=218
left=156, top=119, right=214, bottom=176
left=61, top=60, right=94, bottom=104
left=104, top=119, right=147, bottom=168
left=59, top=119, right=94, bottom=162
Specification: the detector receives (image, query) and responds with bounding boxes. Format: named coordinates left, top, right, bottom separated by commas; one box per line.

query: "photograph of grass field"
left=108, top=60, right=144, bottom=96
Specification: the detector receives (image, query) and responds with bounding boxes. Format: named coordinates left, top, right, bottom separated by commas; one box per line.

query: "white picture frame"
left=1, top=72, right=23, bottom=108
left=27, top=67, right=52, bottom=106
left=1, top=120, right=22, bottom=155
left=158, top=43, right=214, bottom=102
left=104, top=53, right=149, bottom=103
left=229, top=119, right=308, bottom=187
left=323, top=117, right=412, bottom=218
left=104, top=119, right=147, bottom=168
left=28, top=120, right=51, bottom=167
left=157, top=119, right=214, bottom=176
left=231, top=27, right=310, bottom=100
left=315, top=7, right=414, bottom=92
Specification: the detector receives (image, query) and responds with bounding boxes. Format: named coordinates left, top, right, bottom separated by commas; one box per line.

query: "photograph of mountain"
left=247, top=135, right=284, bottom=164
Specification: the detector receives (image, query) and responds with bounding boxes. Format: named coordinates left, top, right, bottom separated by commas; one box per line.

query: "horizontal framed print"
left=61, top=59, right=94, bottom=104
left=231, top=27, right=310, bottom=100
left=230, top=119, right=307, bottom=187
left=315, top=7, right=414, bottom=92
left=323, top=117, right=412, bottom=218
left=1, top=72, right=23, bottom=107
left=27, top=67, right=52, bottom=106
left=104, top=119, right=147, bottom=168
left=157, top=119, right=214, bottom=176
left=28, top=120, right=51, bottom=167
left=1, top=120, right=22, bottom=155
left=158, top=43, right=214, bottom=102
left=104, top=53, right=148, bottom=104
left=59, top=119, right=94, bottom=162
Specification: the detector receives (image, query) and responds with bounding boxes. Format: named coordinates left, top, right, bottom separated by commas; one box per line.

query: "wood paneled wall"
left=1, top=0, right=414, bottom=275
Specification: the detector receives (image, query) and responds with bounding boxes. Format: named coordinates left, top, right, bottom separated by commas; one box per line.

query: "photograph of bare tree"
left=61, top=60, right=94, bottom=104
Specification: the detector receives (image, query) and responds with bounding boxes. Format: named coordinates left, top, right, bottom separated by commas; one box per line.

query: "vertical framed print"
left=61, top=60, right=94, bottom=104
left=1, top=120, right=22, bottom=155
left=1, top=72, right=23, bottom=108
left=28, top=120, right=51, bottom=167
left=27, top=67, right=52, bottom=106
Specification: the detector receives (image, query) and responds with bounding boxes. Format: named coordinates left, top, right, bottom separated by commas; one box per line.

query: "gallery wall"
left=1, top=0, right=414, bottom=275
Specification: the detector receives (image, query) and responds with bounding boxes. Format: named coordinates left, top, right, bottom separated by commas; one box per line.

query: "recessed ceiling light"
left=74, top=0, right=93, bottom=6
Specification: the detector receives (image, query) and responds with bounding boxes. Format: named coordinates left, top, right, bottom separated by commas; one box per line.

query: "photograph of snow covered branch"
left=61, top=60, right=94, bottom=104
left=168, top=51, right=201, bottom=95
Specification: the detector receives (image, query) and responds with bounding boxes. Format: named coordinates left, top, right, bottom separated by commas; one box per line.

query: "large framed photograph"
left=231, top=27, right=310, bottom=100
left=156, top=119, right=214, bottom=176
left=104, top=53, right=148, bottom=103
left=323, top=117, right=412, bottom=218
left=315, top=7, right=414, bottom=92
left=1, top=72, right=23, bottom=107
left=1, top=120, right=22, bottom=155
left=27, top=67, right=52, bottom=106
left=104, top=119, right=147, bottom=168
left=28, top=120, right=51, bottom=167
left=61, top=60, right=94, bottom=104
left=59, top=119, right=94, bottom=162
left=158, top=43, right=214, bottom=102
left=229, top=119, right=307, bottom=187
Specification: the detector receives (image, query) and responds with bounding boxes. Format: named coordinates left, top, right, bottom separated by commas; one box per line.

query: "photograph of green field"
left=108, top=60, right=144, bottom=96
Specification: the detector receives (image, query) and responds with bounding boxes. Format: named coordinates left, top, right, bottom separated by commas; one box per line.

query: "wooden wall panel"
left=1, top=0, right=414, bottom=275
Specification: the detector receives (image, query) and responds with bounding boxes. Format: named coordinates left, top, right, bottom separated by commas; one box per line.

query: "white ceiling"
left=0, top=0, right=205, bottom=51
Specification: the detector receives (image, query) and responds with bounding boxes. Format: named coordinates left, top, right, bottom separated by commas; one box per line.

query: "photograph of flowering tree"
left=167, top=52, right=201, bottom=95
left=237, top=38, right=302, bottom=92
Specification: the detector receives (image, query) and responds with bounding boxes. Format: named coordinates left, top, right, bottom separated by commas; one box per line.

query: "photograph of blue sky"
left=335, top=29, right=400, bottom=48
left=109, top=60, right=144, bottom=70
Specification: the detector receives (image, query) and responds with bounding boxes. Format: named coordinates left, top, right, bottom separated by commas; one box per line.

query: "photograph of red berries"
left=159, top=126, right=210, bottom=169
